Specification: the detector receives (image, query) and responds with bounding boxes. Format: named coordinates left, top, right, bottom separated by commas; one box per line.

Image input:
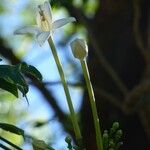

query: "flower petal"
left=36, top=31, right=50, bottom=46
left=14, top=26, right=40, bottom=35
left=43, top=1, right=52, bottom=24
left=52, top=17, right=76, bottom=30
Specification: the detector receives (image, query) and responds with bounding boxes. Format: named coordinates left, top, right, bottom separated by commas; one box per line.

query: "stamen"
left=38, top=5, right=45, bottom=21
left=37, top=5, right=50, bottom=31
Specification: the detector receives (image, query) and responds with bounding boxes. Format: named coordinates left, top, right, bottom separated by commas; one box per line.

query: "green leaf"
left=0, top=62, right=42, bottom=104
left=32, top=139, right=55, bottom=150
left=0, top=65, right=28, bottom=97
left=103, top=122, right=123, bottom=150
left=19, top=62, right=42, bottom=81
left=0, top=123, right=24, bottom=137
left=103, top=130, right=109, bottom=150
left=65, top=136, right=73, bottom=150
left=0, top=78, right=18, bottom=97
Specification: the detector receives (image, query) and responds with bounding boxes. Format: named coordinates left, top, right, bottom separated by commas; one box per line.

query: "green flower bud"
left=116, top=142, right=123, bottom=149
left=103, top=130, right=109, bottom=150
left=65, top=136, right=72, bottom=149
left=112, top=122, right=119, bottom=130
left=109, top=139, right=115, bottom=148
left=116, top=130, right=123, bottom=139
left=65, top=136, right=72, bottom=144
left=70, top=38, right=88, bottom=60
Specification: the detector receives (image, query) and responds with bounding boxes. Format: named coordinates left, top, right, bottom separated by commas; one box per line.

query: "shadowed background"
left=0, top=0, right=150, bottom=149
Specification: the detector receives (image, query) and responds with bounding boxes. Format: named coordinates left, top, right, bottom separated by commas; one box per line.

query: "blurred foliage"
left=103, top=122, right=123, bottom=150
left=32, top=139, right=55, bottom=150
left=0, top=92, right=27, bottom=148
left=0, top=61, right=42, bottom=149
left=0, top=123, right=24, bottom=137
left=0, top=0, right=149, bottom=149
left=0, top=62, right=42, bottom=99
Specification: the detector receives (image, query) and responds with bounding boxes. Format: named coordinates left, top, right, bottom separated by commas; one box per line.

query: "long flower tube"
left=14, top=1, right=82, bottom=145
left=48, top=36, right=82, bottom=142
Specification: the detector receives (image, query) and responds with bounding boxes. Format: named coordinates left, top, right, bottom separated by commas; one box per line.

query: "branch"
left=139, top=106, right=150, bottom=140
left=90, top=35, right=129, bottom=96
left=123, top=80, right=150, bottom=113
left=40, top=81, right=125, bottom=112
left=94, top=87, right=125, bottom=112
left=30, top=81, right=83, bottom=88
left=62, top=2, right=89, bottom=26
left=133, top=0, right=148, bottom=60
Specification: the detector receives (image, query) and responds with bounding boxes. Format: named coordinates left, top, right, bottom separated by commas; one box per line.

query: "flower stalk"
left=70, top=38, right=103, bottom=150
left=80, top=59, right=103, bottom=150
left=48, top=36, right=82, bottom=142
left=14, top=0, right=82, bottom=146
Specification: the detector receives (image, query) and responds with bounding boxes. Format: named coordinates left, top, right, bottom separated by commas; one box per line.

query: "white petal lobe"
left=36, top=31, right=50, bottom=46
left=36, top=11, right=42, bottom=28
left=52, top=17, right=76, bottom=30
left=14, top=26, right=40, bottom=35
left=44, top=1, right=52, bottom=24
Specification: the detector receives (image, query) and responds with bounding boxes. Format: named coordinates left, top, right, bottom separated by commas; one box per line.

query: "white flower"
left=70, top=38, right=88, bottom=60
left=14, top=1, right=76, bottom=46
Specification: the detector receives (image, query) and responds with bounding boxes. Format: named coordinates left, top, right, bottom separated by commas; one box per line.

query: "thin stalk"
left=80, top=60, right=103, bottom=150
left=48, top=36, right=82, bottom=141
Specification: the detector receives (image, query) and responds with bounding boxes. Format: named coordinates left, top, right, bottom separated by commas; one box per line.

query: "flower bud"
left=112, top=122, right=119, bottom=130
left=70, top=38, right=88, bottom=60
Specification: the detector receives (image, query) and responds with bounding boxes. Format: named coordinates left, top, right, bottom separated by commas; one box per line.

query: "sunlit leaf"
left=0, top=123, right=24, bottom=137
left=19, top=62, right=42, bottom=81
left=0, top=64, right=28, bottom=97
left=0, top=78, right=18, bottom=97
left=0, top=62, right=42, bottom=100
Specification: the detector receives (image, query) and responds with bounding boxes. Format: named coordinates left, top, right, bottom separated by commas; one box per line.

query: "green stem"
left=48, top=36, right=82, bottom=141
left=80, top=60, right=103, bottom=150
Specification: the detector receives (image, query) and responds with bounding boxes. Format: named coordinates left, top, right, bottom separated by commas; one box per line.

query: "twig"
left=87, top=27, right=129, bottom=96
left=139, top=106, right=150, bottom=140
left=94, top=88, right=125, bottom=112
left=123, top=80, right=150, bottom=113
left=36, top=80, right=125, bottom=112
left=133, top=0, right=148, bottom=59
left=30, top=81, right=83, bottom=88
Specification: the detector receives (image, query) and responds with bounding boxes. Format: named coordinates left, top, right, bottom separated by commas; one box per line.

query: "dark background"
left=0, top=0, right=150, bottom=149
